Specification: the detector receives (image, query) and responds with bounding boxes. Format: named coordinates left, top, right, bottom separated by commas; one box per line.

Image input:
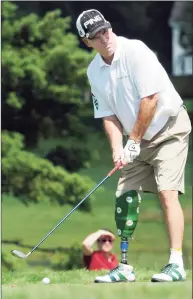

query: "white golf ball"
left=42, top=277, right=50, bottom=284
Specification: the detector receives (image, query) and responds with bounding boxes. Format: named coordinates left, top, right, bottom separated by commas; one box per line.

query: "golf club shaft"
left=30, top=165, right=120, bottom=254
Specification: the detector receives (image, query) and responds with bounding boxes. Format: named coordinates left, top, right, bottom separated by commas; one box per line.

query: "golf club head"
left=11, top=250, right=31, bottom=259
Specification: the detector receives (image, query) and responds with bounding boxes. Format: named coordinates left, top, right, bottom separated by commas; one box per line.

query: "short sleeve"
left=90, top=85, right=114, bottom=118
left=129, top=42, right=165, bottom=98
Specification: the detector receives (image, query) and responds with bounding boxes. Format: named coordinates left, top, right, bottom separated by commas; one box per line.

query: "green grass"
left=2, top=269, right=192, bottom=299
left=3, top=283, right=192, bottom=299
left=2, top=169, right=192, bottom=271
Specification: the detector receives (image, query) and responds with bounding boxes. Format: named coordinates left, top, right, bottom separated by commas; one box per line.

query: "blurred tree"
left=1, top=3, right=99, bottom=209
left=2, top=130, right=94, bottom=210
left=2, top=2, right=94, bottom=146
left=12, top=1, right=173, bottom=71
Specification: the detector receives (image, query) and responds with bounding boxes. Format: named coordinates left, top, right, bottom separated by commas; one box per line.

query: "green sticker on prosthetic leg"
left=115, top=190, right=140, bottom=239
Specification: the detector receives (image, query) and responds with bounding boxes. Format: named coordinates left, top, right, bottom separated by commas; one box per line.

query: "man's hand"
left=112, top=147, right=123, bottom=167
left=121, top=139, right=140, bottom=165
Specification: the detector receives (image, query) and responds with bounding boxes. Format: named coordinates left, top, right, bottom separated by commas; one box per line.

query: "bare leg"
left=159, top=190, right=184, bottom=249
left=159, top=190, right=185, bottom=268
left=151, top=190, right=186, bottom=281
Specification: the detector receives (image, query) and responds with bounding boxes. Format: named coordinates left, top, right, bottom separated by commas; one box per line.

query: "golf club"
left=11, top=164, right=120, bottom=259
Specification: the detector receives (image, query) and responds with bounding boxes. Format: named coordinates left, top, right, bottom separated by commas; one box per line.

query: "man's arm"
left=130, top=93, right=158, bottom=143
left=103, top=115, right=123, bottom=166
left=121, top=93, right=158, bottom=165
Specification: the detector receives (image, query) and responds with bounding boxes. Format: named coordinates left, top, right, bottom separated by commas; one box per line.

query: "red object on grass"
left=83, top=251, right=118, bottom=271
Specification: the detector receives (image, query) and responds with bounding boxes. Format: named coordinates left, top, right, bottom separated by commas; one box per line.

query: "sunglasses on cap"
left=98, top=238, right=113, bottom=243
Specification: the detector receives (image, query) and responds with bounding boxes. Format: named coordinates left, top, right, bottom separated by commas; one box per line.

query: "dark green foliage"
left=1, top=245, right=83, bottom=271
left=2, top=2, right=95, bottom=146
left=45, top=143, right=92, bottom=172
left=52, top=245, right=83, bottom=270
left=65, top=246, right=83, bottom=270
left=1, top=3, right=97, bottom=210
left=2, top=250, right=16, bottom=271
left=2, top=131, right=93, bottom=210
left=1, top=2, right=98, bottom=272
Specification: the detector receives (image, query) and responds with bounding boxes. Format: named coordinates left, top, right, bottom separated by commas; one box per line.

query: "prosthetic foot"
left=94, top=263, right=135, bottom=283
left=94, top=191, right=140, bottom=283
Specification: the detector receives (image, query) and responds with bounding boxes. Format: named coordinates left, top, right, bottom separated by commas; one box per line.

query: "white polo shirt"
left=87, top=36, right=183, bottom=140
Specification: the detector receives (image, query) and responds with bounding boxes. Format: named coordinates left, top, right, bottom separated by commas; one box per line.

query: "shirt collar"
left=99, top=36, right=121, bottom=68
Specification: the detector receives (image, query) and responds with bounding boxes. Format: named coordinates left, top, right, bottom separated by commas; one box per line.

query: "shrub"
left=2, top=131, right=94, bottom=210
left=45, top=144, right=92, bottom=172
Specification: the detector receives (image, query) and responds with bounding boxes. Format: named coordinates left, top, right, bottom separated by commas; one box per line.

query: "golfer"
left=76, top=9, right=191, bottom=283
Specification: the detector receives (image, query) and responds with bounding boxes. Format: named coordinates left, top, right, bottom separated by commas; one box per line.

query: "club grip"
left=107, top=164, right=121, bottom=177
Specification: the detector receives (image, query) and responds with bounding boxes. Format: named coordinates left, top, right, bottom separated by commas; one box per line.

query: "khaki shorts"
left=117, top=106, right=192, bottom=195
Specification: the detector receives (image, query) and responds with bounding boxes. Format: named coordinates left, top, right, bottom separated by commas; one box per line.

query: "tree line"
left=2, top=2, right=98, bottom=209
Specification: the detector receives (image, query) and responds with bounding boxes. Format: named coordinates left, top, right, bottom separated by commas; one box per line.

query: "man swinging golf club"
left=76, top=9, right=192, bottom=283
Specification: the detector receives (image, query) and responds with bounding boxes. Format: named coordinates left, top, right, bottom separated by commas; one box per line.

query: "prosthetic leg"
left=94, top=190, right=141, bottom=283
left=115, top=190, right=141, bottom=264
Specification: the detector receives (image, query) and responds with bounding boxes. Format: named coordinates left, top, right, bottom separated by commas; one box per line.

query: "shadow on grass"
left=2, top=240, right=83, bottom=271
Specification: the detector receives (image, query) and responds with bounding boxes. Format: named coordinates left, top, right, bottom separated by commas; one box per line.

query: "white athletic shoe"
left=151, top=263, right=186, bottom=282
left=94, top=263, right=135, bottom=283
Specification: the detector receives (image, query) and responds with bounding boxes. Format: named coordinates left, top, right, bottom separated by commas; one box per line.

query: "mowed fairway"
left=2, top=102, right=192, bottom=299
left=2, top=269, right=192, bottom=299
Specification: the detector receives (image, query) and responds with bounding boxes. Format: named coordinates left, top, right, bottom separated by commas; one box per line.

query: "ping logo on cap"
left=84, top=15, right=102, bottom=29
left=76, top=9, right=111, bottom=39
